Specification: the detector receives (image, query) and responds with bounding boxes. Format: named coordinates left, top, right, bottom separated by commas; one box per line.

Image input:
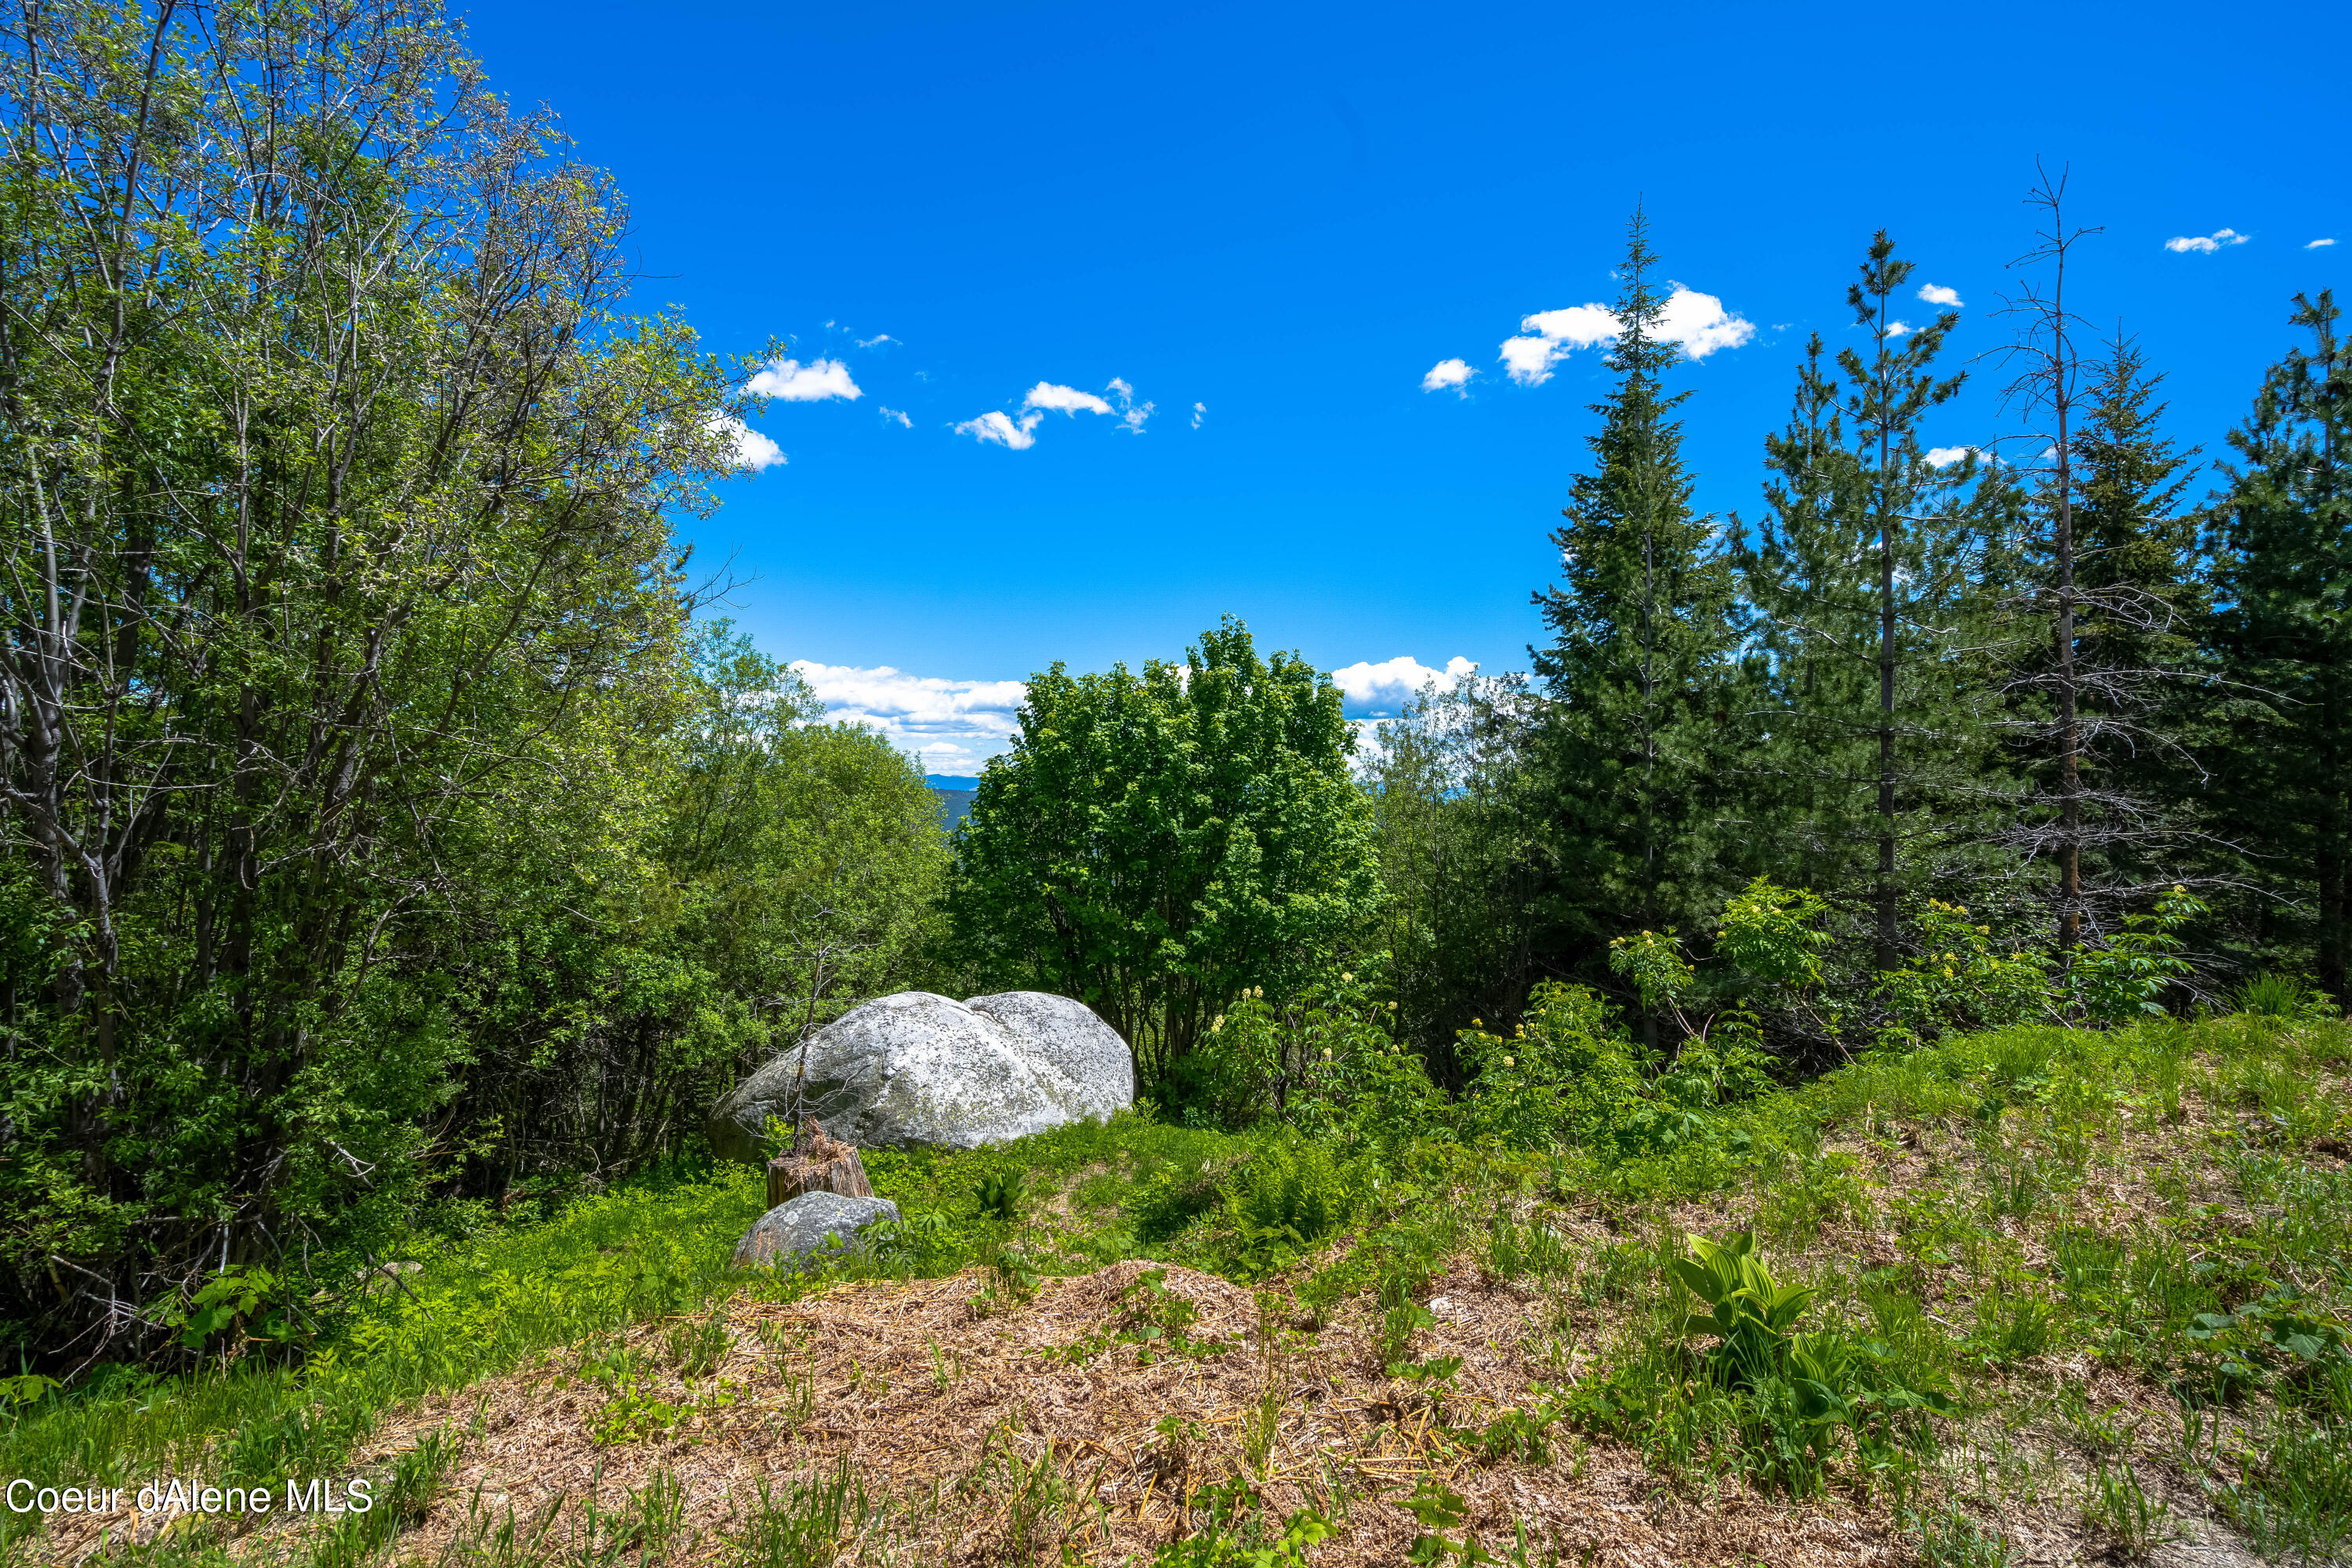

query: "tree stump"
left=765, top=1121, right=875, bottom=1209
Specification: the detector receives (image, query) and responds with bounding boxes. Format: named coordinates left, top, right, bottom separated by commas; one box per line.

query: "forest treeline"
left=2, top=0, right=2346, bottom=1371
left=1351, top=205, right=2351, bottom=1080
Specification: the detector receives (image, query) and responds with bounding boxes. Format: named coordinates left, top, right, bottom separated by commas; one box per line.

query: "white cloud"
left=954, top=410, right=1044, bottom=449
left=1329, top=655, right=1478, bottom=718
left=1022, top=382, right=1116, bottom=417
left=1106, top=378, right=1153, bottom=434
left=880, top=407, right=913, bottom=429
left=2165, top=228, right=2249, bottom=254
left=1498, top=333, right=1563, bottom=387
left=1498, top=287, right=1755, bottom=386
left=1190, top=401, right=1207, bottom=429
left=1421, top=358, right=1475, bottom=395
left=1924, top=446, right=1980, bottom=469
left=1654, top=286, right=1756, bottom=358
left=855, top=333, right=897, bottom=348
left=1501, top=303, right=1615, bottom=386
left=707, top=414, right=785, bottom=472
left=966, top=379, right=1156, bottom=440
left=1519, top=303, right=1621, bottom=350
left=1917, top=283, right=1964, bottom=307
left=791, top=662, right=1027, bottom=769
left=2310, top=238, right=2339, bottom=249
left=1885, top=319, right=1915, bottom=337
left=746, top=357, right=864, bottom=401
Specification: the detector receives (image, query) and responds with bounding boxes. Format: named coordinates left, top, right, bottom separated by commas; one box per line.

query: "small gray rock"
left=706, top=990, right=1134, bottom=1160
left=731, top=1192, right=901, bottom=1272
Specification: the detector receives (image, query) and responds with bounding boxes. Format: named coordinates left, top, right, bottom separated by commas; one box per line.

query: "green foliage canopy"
left=947, top=619, right=1383, bottom=1089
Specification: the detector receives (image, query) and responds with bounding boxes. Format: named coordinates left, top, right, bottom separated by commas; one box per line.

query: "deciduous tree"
left=947, top=619, right=1381, bottom=1089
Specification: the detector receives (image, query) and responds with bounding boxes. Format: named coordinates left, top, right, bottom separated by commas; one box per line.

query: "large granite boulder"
left=706, top=991, right=1133, bottom=1162
left=731, top=1192, right=900, bottom=1271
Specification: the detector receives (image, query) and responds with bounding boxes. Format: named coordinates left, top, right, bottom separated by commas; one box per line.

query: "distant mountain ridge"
left=926, top=775, right=978, bottom=829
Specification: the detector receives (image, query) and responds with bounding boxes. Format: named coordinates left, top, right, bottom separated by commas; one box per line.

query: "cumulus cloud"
left=1917, top=283, right=1964, bottom=307
left=1496, top=287, right=1755, bottom=386
left=1191, top=401, right=1207, bottom=429
left=1500, top=303, right=1616, bottom=386
left=2310, top=238, right=2339, bottom=249
left=1885, top=320, right=1915, bottom=337
left=855, top=333, right=897, bottom=348
left=746, top=357, right=864, bottom=401
left=2165, top=228, right=2249, bottom=254
left=1655, top=287, right=1757, bottom=358
left=1520, top=303, right=1621, bottom=350
left=880, top=407, right=913, bottom=429
left=707, top=414, right=785, bottom=472
left=1925, top=446, right=1981, bottom=469
left=1022, top=382, right=1116, bottom=417
left=1421, top=358, right=1475, bottom=395
left=791, top=662, right=1027, bottom=770
left=954, top=410, right=1045, bottom=449
left=1329, top=655, right=1479, bottom=718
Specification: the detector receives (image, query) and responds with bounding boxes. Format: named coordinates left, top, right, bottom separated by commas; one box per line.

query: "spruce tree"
left=2060, top=334, right=2206, bottom=907
left=2209, top=291, right=2352, bottom=1002
left=1737, top=232, right=2023, bottom=972
left=2074, top=337, right=2202, bottom=691
left=1530, top=208, right=1740, bottom=998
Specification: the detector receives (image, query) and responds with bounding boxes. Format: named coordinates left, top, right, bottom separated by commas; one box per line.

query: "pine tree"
left=1737, top=232, right=2024, bottom=971
left=1529, top=208, right=1740, bottom=995
left=2209, top=291, right=2352, bottom=1002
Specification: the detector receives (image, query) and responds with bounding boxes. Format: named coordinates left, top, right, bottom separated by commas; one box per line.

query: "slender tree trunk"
left=2319, top=720, right=2347, bottom=1003
left=1875, top=382, right=1900, bottom=973
left=2322, top=402, right=2348, bottom=1003
left=2047, top=192, right=2084, bottom=957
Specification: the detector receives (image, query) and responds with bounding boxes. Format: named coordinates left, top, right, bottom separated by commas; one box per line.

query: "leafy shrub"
left=1192, top=975, right=1448, bottom=1147
left=1461, top=981, right=1769, bottom=1159
left=1716, top=877, right=1835, bottom=989
left=2073, top=886, right=2204, bottom=1024
left=1460, top=982, right=1646, bottom=1151
left=1872, top=902, right=2054, bottom=1047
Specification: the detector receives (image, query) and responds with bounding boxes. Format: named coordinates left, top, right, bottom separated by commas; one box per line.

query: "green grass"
left=0, top=1112, right=1248, bottom=1559
left=5, top=1011, right=2349, bottom=1564
left=1, top=1167, right=771, bottom=1550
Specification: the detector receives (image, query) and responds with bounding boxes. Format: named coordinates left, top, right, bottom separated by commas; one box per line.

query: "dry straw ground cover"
left=45, top=1258, right=1907, bottom=1567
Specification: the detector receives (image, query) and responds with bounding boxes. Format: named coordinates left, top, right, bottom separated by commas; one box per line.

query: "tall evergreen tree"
left=2056, top=333, right=2206, bottom=910
left=2074, top=336, right=2202, bottom=692
left=1737, top=233, right=2024, bottom=971
left=1529, top=209, right=1740, bottom=995
left=2209, top=291, right=2352, bottom=1002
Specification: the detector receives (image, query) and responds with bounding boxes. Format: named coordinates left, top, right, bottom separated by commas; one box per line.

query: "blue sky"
left=464, top=0, right=2346, bottom=771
